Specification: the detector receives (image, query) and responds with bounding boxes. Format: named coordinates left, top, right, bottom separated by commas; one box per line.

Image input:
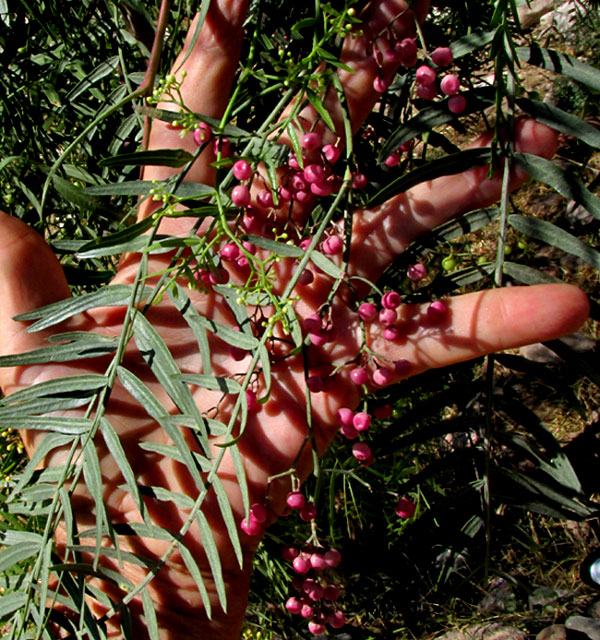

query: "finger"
left=140, top=1, right=250, bottom=203
left=0, top=212, right=71, bottom=362
left=364, top=284, right=589, bottom=383
left=349, top=119, right=558, bottom=287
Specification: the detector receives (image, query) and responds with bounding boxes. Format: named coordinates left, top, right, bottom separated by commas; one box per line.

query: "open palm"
left=0, top=0, right=589, bottom=638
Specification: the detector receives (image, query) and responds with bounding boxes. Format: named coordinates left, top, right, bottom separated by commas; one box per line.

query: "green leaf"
left=196, top=509, right=227, bottom=612
left=0, top=592, right=28, bottom=619
left=211, top=476, right=243, bottom=568
left=451, top=29, right=496, bottom=57
left=8, top=432, right=73, bottom=500
left=100, top=418, right=146, bottom=521
left=369, top=148, right=492, bottom=207
left=52, top=175, right=104, bottom=212
left=502, top=261, right=564, bottom=285
left=65, top=56, right=120, bottom=102
left=306, top=88, right=336, bottom=132
left=132, top=313, right=210, bottom=452
left=117, top=366, right=208, bottom=486
left=311, top=251, right=344, bottom=279
left=75, top=216, right=155, bottom=258
left=1, top=374, right=107, bottom=405
left=0, top=541, right=41, bottom=571
left=14, top=284, right=151, bottom=332
left=99, top=149, right=196, bottom=168
left=246, top=235, right=303, bottom=258
left=141, top=588, right=160, bottom=640
left=517, top=45, right=600, bottom=92
left=286, top=122, right=304, bottom=169
left=137, top=485, right=195, bottom=509
left=514, top=153, right=600, bottom=220
left=516, top=99, right=600, bottom=150
left=137, top=441, right=211, bottom=472
left=0, top=416, right=93, bottom=434
left=85, top=180, right=214, bottom=199
left=176, top=373, right=241, bottom=395
left=509, top=214, right=600, bottom=269
left=0, top=334, right=118, bottom=367
left=83, top=442, right=108, bottom=567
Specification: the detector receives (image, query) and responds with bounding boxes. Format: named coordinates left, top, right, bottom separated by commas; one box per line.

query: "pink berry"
left=431, top=46, right=453, bottom=67
left=242, top=241, right=256, bottom=254
left=304, top=164, right=326, bottom=183
left=279, top=185, right=293, bottom=202
left=213, top=137, right=231, bottom=157
left=416, top=83, right=437, bottom=100
left=311, top=180, right=335, bottom=196
left=241, top=209, right=260, bottom=232
left=304, top=313, right=322, bottom=334
left=383, top=326, right=400, bottom=341
left=352, top=442, right=372, bottom=461
left=440, top=73, right=460, bottom=96
left=240, top=516, right=263, bottom=536
left=309, top=331, right=328, bottom=347
left=394, top=359, right=412, bottom=376
left=235, top=256, right=248, bottom=269
left=293, top=555, right=312, bottom=574
left=232, top=159, right=252, bottom=180
left=322, top=235, right=343, bottom=255
left=448, top=94, right=467, bottom=114
left=250, top=502, right=267, bottom=523
left=395, top=497, right=416, bottom=519
left=220, top=242, right=240, bottom=262
left=340, top=423, right=359, bottom=439
left=192, top=122, right=212, bottom=145
left=407, top=263, right=427, bottom=281
left=358, top=302, right=378, bottom=322
left=324, top=549, right=342, bottom=567
left=300, top=502, right=317, bottom=521
left=322, top=144, right=341, bottom=163
left=298, top=269, right=314, bottom=286
left=288, top=153, right=301, bottom=170
left=282, top=545, right=299, bottom=561
left=373, top=404, right=393, bottom=419
left=310, top=553, right=328, bottom=570
left=400, top=139, right=414, bottom=152
left=292, top=173, right=308, bottom=191
left=306, top=375, right=324, bottom=393
left=384, top=151, right=401, bottom=167
left=382, top=291, right=402, bottom=309
left=336, top=407, right=354, bottom=426
left=350, top=367, right=368, bottom=385
left=323, top=584, right=340, bottom=601
left=400, top=37, right=417, bottom=59
left=379, top=308, right=397, bottom=325
left=300, top=603, right=314, bottom=618
left=285, top=596, right=302, bottom=614
left=306, top=583, right=324, bottom=601
left=246, top=389, right=259, bottom=412
left=302, top=132, right=322, bottom=151
left=230, top=345, right=247, bottom=361
left=286, top=491, right=306, bottom=510
left=353, top=412, right=371, bottom=431
left=427, top=299, right=448, bottom=320
left=328, top=610, right=346, bottom=628
left=352, top=172, right=368, bottom=189
left=208, top=267, right=229, bottom=285
left=416, top=65, right=436, bottom=85
left=373, top=76, right=390, bottom=92
left=231, top=185, right=250, bottom=207
left=373, top=367, right=393, bottom=386
left=308, top=621, right=325, bottom=634
left=256, top=190, right=274, bottom=208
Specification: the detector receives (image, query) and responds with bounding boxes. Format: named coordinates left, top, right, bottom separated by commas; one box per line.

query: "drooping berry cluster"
left=282, top=544, right=346, bottom=635
left=414, top=47, right=466, bottom=114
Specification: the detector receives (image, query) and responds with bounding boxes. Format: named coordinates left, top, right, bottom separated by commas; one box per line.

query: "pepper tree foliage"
left=0, top=0, right=600, bottom=637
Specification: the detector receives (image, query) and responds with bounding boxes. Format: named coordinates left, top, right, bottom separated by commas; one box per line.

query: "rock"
left=537, top=625, right=568, bottom=640
left=517, top=0, right=554, bottom=30
left=477, top=578, right=516, bottom=614
left=529, top=585, right=571, bottom=609
left=566, top=615, right=600, bottom=639
left=588, top=600, right=600, bottom=620
left=436, top=624, right=526, bottom=640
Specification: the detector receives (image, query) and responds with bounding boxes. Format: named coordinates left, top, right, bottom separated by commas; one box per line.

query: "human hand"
left=0, top=0, right=589, bottom=638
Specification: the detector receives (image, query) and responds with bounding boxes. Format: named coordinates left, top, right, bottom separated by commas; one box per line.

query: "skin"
left=0, top=0, right=590, bottom=638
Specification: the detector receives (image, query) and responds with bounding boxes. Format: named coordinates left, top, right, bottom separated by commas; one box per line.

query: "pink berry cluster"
left=414, top=47, right=467, bottom=114
left=240, top=502, right=268, bottom=536
left=372, top=36, right=419, bottom=93
left=282, top=544, right=346, bottom=635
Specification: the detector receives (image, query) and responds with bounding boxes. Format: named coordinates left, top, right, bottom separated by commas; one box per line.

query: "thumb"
left=0, top=212, right=71, bottom=359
